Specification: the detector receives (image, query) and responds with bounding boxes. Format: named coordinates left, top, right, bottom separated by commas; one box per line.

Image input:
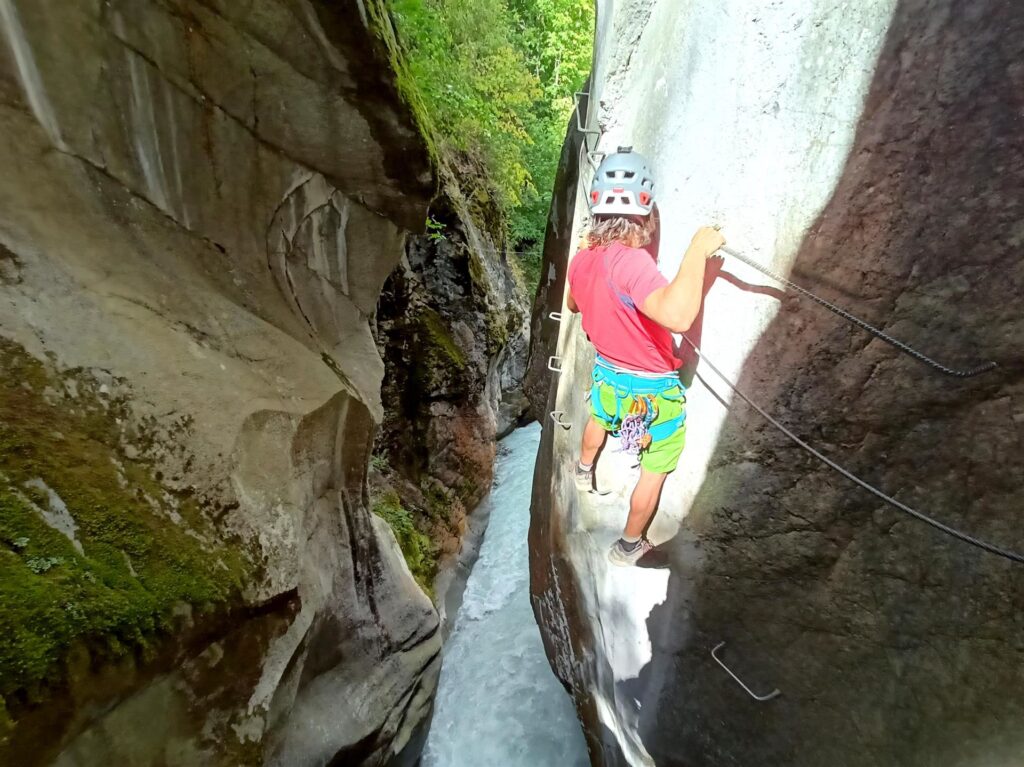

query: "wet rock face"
left=374, top=203, right=530, bottom=562
left=531, top=1, right=1024, bottom=765
left=0, top=0, right=441, bottom=764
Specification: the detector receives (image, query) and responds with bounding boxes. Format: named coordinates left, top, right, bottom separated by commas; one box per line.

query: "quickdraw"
left=616, top=394, right=658, bottom=455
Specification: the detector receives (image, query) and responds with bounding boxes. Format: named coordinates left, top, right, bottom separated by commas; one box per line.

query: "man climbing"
left=566, top=147, right=724, bottom=566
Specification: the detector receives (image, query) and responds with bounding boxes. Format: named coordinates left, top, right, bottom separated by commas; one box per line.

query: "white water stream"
left=422, top=423, right=589, bottom=767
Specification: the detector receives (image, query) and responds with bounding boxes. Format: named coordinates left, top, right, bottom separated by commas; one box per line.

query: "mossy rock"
left=0, top=339, right=250, bottom=720
left=417, top=307, right=467, bottom=370
left=372, top=490, right=437, bottom=595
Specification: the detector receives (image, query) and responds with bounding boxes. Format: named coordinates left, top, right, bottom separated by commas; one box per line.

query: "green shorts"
left=591, top=381, right=687, bottom=474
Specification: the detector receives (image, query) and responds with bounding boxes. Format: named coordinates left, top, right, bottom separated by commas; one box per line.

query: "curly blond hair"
left=582, top=214, right=656, bottom=249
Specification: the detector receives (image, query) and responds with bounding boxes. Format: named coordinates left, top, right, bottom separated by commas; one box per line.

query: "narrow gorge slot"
left=422, top=424, right=588, bottom=766
left=2, top=1, right=1022, bottom=766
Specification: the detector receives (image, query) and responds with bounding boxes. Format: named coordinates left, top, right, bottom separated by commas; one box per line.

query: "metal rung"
left=573, top=91, right=602, bottom=137
left=587, top=150, right=605, bottom=171
left=549, top=411, right=571, bottom=430
left=547, top=356, right=564, bottom=373
left=711, top=642, right=781, bottom=702
left=548, top=311, right=564, bottom=322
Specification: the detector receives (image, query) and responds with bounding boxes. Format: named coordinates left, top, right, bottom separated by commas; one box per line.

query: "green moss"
left=371, top=491, right=437, bottom=594
left=0, top=339, right=249, bottom=711
left=418, top=308, right=467, bottom=369
left=363, top=0, right=443, bottom=168
left=422, top=480, right=454, bottom=524
left=466, top=250, right=518, bottom=354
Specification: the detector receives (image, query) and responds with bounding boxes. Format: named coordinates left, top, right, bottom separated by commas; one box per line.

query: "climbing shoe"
left=574, top=462, right=594, bottom=492
left=608, top=537, right=655, bottom=567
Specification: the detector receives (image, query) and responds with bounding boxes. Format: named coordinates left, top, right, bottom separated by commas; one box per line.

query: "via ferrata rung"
left=549, top=411, right=571, bottom=430
left=711, top=642, right=781, bottom=703
left=573, top=91, right=602, bottom=137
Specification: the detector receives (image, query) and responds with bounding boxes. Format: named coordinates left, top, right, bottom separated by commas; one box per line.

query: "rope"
left=721, top=246, right=997, bottom=378
left=681, top=335, right=1024, bottom=564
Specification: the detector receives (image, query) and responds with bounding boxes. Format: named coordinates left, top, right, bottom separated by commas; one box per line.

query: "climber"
left=566, top=147, right=724, bottom=566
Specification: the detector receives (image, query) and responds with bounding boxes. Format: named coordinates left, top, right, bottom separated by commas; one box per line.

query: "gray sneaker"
left=574, top=463, right=594, bottom=492
left=608, top=538, right=655, bottom=567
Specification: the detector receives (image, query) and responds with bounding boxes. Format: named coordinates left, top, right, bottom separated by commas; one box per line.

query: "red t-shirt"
left=567, top=242, right=681, bottom=372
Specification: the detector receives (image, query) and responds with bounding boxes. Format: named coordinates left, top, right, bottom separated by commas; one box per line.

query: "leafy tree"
left=386, top=0, right=594, bottom=284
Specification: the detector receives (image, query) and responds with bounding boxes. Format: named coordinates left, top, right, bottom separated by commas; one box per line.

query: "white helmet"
left=588, top=146, right=655, bottom=216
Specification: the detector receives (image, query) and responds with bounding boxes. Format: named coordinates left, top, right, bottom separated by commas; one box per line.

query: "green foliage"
left=421, top=480, right=454, bottom=524
left=425, top=216, right=448, bottom=241
left=385, top=0, right=594, bottom=285
left=372, top=492, right=437, bottom=593
left=0, top=339, right=249, bottom=709
left=25, top=556, right=64, bottom=575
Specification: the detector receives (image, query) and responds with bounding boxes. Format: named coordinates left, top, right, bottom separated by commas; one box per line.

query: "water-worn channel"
left=422, top=423, right=589, bottom=766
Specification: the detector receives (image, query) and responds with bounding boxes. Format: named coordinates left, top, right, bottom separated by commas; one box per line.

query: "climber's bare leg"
left=579, top=415, right=607, bottom=466
left=624, top=468, right=668, bottom=539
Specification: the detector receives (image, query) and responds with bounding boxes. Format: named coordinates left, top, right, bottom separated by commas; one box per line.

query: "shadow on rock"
left=630, top=2, right=1024, bottom=764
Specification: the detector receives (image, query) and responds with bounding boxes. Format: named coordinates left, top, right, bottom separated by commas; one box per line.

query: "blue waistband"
left=593, top=355, right=683, bottom=396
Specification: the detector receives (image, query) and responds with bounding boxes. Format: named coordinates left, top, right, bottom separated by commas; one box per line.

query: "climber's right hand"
left=691, top=226, right=725, bottom=258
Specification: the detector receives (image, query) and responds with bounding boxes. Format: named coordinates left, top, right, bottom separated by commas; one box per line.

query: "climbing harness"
left=681, top=334, right=1024, bottom=564
left=721, top=246, right=997, bottom=378
left=711, top=642, right=781, bottom=703
left=591, top=356, right=686, bottom=454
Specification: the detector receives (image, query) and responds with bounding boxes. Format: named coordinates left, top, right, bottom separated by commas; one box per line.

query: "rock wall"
left=522, top=86, right=587, bottom=423
left=0, top=1, right=461, bottom=764
left=375, top=197, right=530, bottom=579
left=530, top=1, right=1024, bottom=765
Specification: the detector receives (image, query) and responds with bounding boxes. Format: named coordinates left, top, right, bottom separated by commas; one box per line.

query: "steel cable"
left=721, top=246, right=997, bottom=378
left=682, top=335, right=1024, bottom=564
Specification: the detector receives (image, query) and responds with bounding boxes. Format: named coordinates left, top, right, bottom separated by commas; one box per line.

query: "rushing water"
left=422, top=423, right=589, bottom=767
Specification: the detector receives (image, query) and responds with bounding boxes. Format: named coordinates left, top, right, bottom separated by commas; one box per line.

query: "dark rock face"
left=530, top=1, right=1024, bottom=765
left=375, top=207, right=530, bottom=563
left=0, top=1, right=446, bottom=764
